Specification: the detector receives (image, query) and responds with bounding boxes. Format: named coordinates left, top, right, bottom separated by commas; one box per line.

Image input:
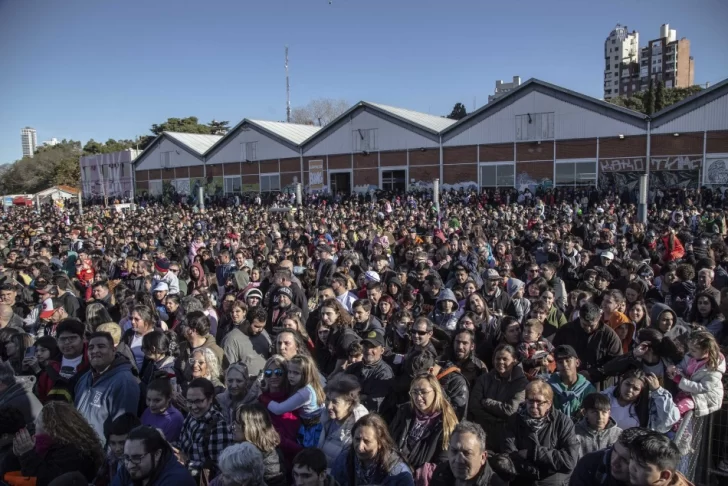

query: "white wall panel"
left=206, top=127, right=299, bottom=164
left=445, top=91, right=645, bottom=146
left=304, top=110, right=439, bottom=156
left=652, top=94, right=728, bottom=134
left=136, top=138, right=202, bottom=170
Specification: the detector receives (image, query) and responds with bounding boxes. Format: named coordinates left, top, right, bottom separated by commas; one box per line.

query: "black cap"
left=361, top=329, right=386, bottom=348
left=553, top=345, right=579, bottom=360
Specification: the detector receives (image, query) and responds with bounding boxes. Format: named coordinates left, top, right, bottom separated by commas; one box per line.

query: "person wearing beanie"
left=267, top=286, right=295, bottom=338
left=507, top=278, right=530, bottom=322
left=153, top=258, right=179, bottom=295
left=243, top=287, right=263, bottom=309
left=608, top=311, right=636, bottom=354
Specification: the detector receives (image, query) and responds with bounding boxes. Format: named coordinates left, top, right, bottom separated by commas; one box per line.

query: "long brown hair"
left=288, top=354, right=325, bottom=405
left=688, top=330, right=721, bottom=370
left=320, top=298, right=353, bottom=327
left=38, top=401, right=105, bottom=469
left=346, top=414, right=408, bottom=482
left=234, top=403, right=281, bottom=453
left=408, top=373, right=458, bottom=449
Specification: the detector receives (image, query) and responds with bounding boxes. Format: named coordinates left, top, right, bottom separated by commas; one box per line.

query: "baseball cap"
left=152, top=281, right=169, bottom=292
left=364, top=271, right=380, bottom=283
left=40, top=297, right=63, bottom=320
left=361, top=329, right=385, bottom=348
left=484, top=269, right=501, bottom=280
left=601, top=251, right=615, bottom=260
left=553, top=345, right=578, bottom=361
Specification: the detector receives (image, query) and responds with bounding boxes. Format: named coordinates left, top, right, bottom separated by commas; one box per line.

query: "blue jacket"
left=74, top=356, right=140, bottom=446
left=112, top=453, right=196, bottom=486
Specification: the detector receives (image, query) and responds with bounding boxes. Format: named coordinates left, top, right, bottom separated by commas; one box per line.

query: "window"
left=614, top=81, right=618, bottom=85
left=515, top=112, right=554, bottom=141
left=242, top=142, right=258, bottom=162
left=160, top=151, right=172, bottom=168
left=260, top=174, right=280, bottom=192
left=554, top=161, right=597, bottom=187
left=224, top=176, right=241, bottom=195
left=614, top=64, right=618, bottom=69
left=121, top=164, right=129, bottom=177
left=614, top=56, right=618, bottom=60
left=172, top=179, right=190, bottom=195
left=612, top=40, right=616, bottom=44
left=352, top=129, right=377, bottom=152
left=101, top=165, right=109, bottom=178
left=381, top=170, right=407, bottom=192
left=82, top=167, right=87, bottom=180
left=149, top=180, right=163, bottom=196
left=480, top=163, right=514, bottom=188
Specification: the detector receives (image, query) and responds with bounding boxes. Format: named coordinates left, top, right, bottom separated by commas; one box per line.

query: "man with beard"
left=482, top=269, right=517, bottom=318
left=448, top=328, right=487, bottom=386
left=569, top=427, right=649, bottom=486
left=345, top=329, right=393, bottom=414
left=115, top=426, right=196, bottom=486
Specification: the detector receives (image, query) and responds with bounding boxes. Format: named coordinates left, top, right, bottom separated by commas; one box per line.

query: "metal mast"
left=285, top=46, right=291, bottom=123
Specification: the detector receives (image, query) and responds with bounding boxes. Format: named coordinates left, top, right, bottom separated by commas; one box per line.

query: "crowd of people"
left=0, top=184, right=725, bottom=486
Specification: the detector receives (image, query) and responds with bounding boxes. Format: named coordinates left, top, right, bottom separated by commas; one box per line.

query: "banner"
left=704, top=156, right=728, bottom=185
left=308, top=160, right=324, bottom=190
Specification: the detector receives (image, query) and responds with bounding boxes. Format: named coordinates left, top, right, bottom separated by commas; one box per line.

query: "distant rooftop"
left=366, top=102, right=457, bottom=132
left=164, top=132, right=223, bottom=155
left=247, top=120, right=322, bottom=144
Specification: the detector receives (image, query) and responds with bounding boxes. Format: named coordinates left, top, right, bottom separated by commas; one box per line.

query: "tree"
left=208, top=120, right=230, bottom=135
left=607, top=84, right=702, bottom=115
left=644, top=80, right=655, bottom=115
left=82, top=138, right=137, bottom=155
left=447, top=102, right=468, bottom=120
left=655, top=81, right=666, bottom=112
left=290, top=98, right=349, bottom=126
left=150, top=116, right=212, bottom=136
left=0, top=140, right=82, bottom=193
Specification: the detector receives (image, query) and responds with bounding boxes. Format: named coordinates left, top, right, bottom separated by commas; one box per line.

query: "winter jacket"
left=16, top=442, right=99, bottom=486
left=468, top=366, right=528, bottom=453
left=430, top=461, right=508, bottom=486
left=674, top=353, right=726, bottom=417
left=74, top=356, right=141, bottom=447
left=568, top=447, right=625, bottom=486
left=429, top=288, right=462, bottom=333
left=221, top=325, right=271, bottom=377
left=331, top=449, right=414, bottom=486
left=436, top=361, right=470, bottom=420
left=176, top=406, right=233, bottom=477
left=650, top=303, right=693, bottom=344
left=112, top=452, right=196, bottom=486
left=503, top=407, right=580, bottom=486
left=574, top=417, right=621, bottom=457
left=454, top=353, right=488, bottom=387
left=389, top=403, right=448, bottom=470
left=548, top=373, right=596, bottom=419
left=552, top=320, right=623, bottom=390
left=345, top=358, right=394, bottom=414
left=318, top=404, right=369, bottom=468
left=482, top=287, right=518, bottom=318
left=0, top=376, right=42, bottom=428
left=260, top=447, right=287, bottom=486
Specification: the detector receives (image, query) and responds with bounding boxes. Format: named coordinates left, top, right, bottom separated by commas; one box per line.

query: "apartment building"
left=604, top=24, right=639, bottom=100
left=640, top=23, right=694, bottom=91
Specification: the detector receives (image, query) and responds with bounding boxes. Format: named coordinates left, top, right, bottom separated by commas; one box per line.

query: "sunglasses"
left=409, top=329, right=429, bottom=336
left=264, top=368, right=284, bottom=377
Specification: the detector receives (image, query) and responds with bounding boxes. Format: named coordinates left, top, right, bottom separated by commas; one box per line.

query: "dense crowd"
left=0, top=184, right=726, bottom=486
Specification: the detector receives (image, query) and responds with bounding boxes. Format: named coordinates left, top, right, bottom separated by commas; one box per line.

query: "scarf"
left=408, top=409, right=441, bottom=446
left=520, top=406, right=549, bottom=433
left=354, top=455, right=379, bottom=485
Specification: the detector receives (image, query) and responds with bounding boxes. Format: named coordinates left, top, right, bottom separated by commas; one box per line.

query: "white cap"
left=152, top=281, right=169, bottom=292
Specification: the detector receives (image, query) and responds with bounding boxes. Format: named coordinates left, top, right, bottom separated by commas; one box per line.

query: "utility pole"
left=285, top=46, right=291, bottom=123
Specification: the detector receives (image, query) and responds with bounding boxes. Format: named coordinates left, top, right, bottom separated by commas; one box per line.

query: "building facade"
left=489, top=76, right=522, bottom=103
left=640, top=23, right=694, bottom=91
left=21, top=127, right=37, bottom=158
left=604, top=24, right=639, bottom=100
left=80, top=149, right=141, bottom=200
left=132, top=77, right=728, bottom=199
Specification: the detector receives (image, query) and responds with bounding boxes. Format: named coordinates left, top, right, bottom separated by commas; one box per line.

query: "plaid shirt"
left=177, top=407, right=232, bottom=475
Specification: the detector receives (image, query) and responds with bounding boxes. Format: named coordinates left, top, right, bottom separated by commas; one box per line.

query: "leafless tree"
left=290, top=98, right=349, bottom=126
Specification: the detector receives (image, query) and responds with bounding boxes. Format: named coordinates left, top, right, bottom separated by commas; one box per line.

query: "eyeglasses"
left=409, top=329, right=429, bottom=336
left=409, top=388, right=433, bottom=398
left=123, top=452, right=149, bottom=465
left=188, top=359, right=206, bottom=366
left=526, top=398, right=550, bottom=407
left=187, top=398, right=208, bottom=406
left=264, top=368, right=284, bottom=377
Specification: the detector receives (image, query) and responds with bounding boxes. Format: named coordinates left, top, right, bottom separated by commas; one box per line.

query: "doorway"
left=330, top=171, right=352, bottom=195
left=381, top=169, right=407, bottom=193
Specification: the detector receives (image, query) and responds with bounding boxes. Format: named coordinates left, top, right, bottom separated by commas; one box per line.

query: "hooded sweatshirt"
left=507, top=278, right=530, bottom=321
left=608, top=312, right=636, bottom=353
left=74, top=356, right=141, bottom=446
left=574, top=417, right=622, bottom=457
left=548, top=372, right=596, bottom=418
left=650, top=303, right=691, bottom=343
left=429, top=288, right=462, bottom=332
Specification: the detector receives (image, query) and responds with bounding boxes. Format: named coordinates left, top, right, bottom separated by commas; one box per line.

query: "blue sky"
left=1, top=0, right=727, bottom=164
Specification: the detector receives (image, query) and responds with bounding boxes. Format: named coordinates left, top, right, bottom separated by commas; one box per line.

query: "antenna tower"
left=285, top=46, right=291, bottom=122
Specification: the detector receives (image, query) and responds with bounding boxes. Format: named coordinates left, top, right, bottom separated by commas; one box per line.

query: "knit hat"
left=506, top=278, right=525, bottom=297
left=275, top=286, right=293, bottom=301
left=154, top=258, right=170, bottom=273
left=244, top=288, right=263, bottom=302
left=364, top=270, right=380, bottom=283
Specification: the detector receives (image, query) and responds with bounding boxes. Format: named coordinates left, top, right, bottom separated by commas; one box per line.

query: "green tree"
left=447, top=102, right=468, bottom=120
left=655, top=81, right=666, bottom=112
left=208, top=119, right=230, bottom=135
left=150, top=116, right=212, bottom=135
left=0, top=140, right=82, bottom=193
left=607, top=84, right=702, bottom=115
left=644, top=80, right=655, bottom=115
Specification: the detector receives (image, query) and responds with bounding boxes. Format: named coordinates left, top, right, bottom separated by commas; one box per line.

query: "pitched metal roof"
left=651, top=77, right=728, bottom=127
left=165, top=132, right=223, bottom=155
left=246, top=120, right=321, bottom=144
left=364, top=102, right=457, bottom=132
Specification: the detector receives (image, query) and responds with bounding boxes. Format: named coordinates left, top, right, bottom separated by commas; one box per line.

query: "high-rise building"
left=489, top=76, right=521, bottom=103
left=639, top=23, right=694, bottom=92
left=603, top=25, right=639, bottom=100
left=21, top=127, right=37, bottom=158
left=42, top=138, right=59, bottom=147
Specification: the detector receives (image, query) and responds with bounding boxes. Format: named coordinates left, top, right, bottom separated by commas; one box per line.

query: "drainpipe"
left=439, top=134, right=443, bottom=187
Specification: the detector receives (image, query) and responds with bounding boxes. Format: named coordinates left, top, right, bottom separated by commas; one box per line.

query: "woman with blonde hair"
left=231, top=403, right=287, bottom=486
left=258, top=355, right=301, bottom=464
left=188, top=347, right=224, bottom=394
left=10, top=401, right=104, bottom=486
left=389, top=372, right=458, bottom=480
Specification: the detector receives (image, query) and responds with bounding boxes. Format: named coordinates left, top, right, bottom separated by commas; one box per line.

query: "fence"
left=675, top=397, right=728, bottom=485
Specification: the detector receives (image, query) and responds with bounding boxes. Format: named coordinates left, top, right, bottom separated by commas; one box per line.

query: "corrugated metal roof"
left=366, top=102, right=457, bottom=132
left=247, top=120, right=322, bottom=144
left=165, top=132, right=223, bottom=155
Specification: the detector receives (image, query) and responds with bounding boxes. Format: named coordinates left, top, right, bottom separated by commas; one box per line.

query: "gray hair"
left=0, top=362, right=16, bottom=387
left=218, top=442, right=264, bottom=485
left=193, top=347, right=221, bottom=382
left=180, top=295, right=204, bottom=314
left=451, top=421, right=487, bottom=452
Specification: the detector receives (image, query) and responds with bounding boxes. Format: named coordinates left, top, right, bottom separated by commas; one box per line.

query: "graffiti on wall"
left=516, top=170, right=552, bottom=193
left=599, top=171, right=642, bottom=193
left=600, top=158, right=645, bottom=173
left=650, top=155, right=701, bottom=172
left=191, top=177, right=224, bottom=197
left=704, top=157, right=728, bottom=185
left=651, top=170, right=700, bottom=189
left=308, top=160, right=324, bottom=190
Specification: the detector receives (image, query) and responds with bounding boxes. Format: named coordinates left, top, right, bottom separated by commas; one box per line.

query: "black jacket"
left=389, top=403, right=448, bottom=470
left=468, top=366, right=528, bottom=453
left=482, top=287, right=518, bottom=318
left=503, top=407, right=580, bottom=486
left=431, top=461, right=508, bottom=486
left=454, top=353, right=487, bottom=387
left=569, top=447, right=627, bottom=486
left=436, top=361, right=470, bottom=420
left=16, top=443, right=99, bottom=486
left=345, top=358, right=394, bottom=413
left=316, top=259, right=336, bottom=287
left=552, top=320, right=623, bottom=390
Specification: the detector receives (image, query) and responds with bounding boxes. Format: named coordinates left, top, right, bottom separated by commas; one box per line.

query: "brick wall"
left=410, top=165, right=439, bottom=182
left=136, top=170, right=148, bottom=181
left=189, top=166, right=204, bottom=178
left=444, top=163, right=477, bottom=184
left=222, top=163, right=240, bottom=175
left=280, top=172, right=297, bottom=187
left=479, top=143, right=514, bottom=162
left=380, top=151, right=407, bottom=166
left=651, top=132, right=704, bottom=155
left=354, top=153, right=378, bottom=169
left=516, top=142, right=554, bottom=161
left=280, top=158, right=299, bottom=173
left=175, top=167, right=190, bottom=178
left=599, top=136, right=647, bottom=158
left=707, top=131, right=728, bottom=153
left=517, top=161, right=553, bottom=183
left=328, top=155, right=350, bottom=170
left=259, top=160, right=278, bottom=173
left=241, top=162, right=257, bottom=175
left=409, top=149, right=439, bottom=166
left=162, top=168, right=174, bottom=181
left=354, top=168, right=378, bottom=187
left=207, top=164, right=223, bottom=177
left=444, top=146, right=477, bottom=164
left=556, top=139, right=597, bottom=159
